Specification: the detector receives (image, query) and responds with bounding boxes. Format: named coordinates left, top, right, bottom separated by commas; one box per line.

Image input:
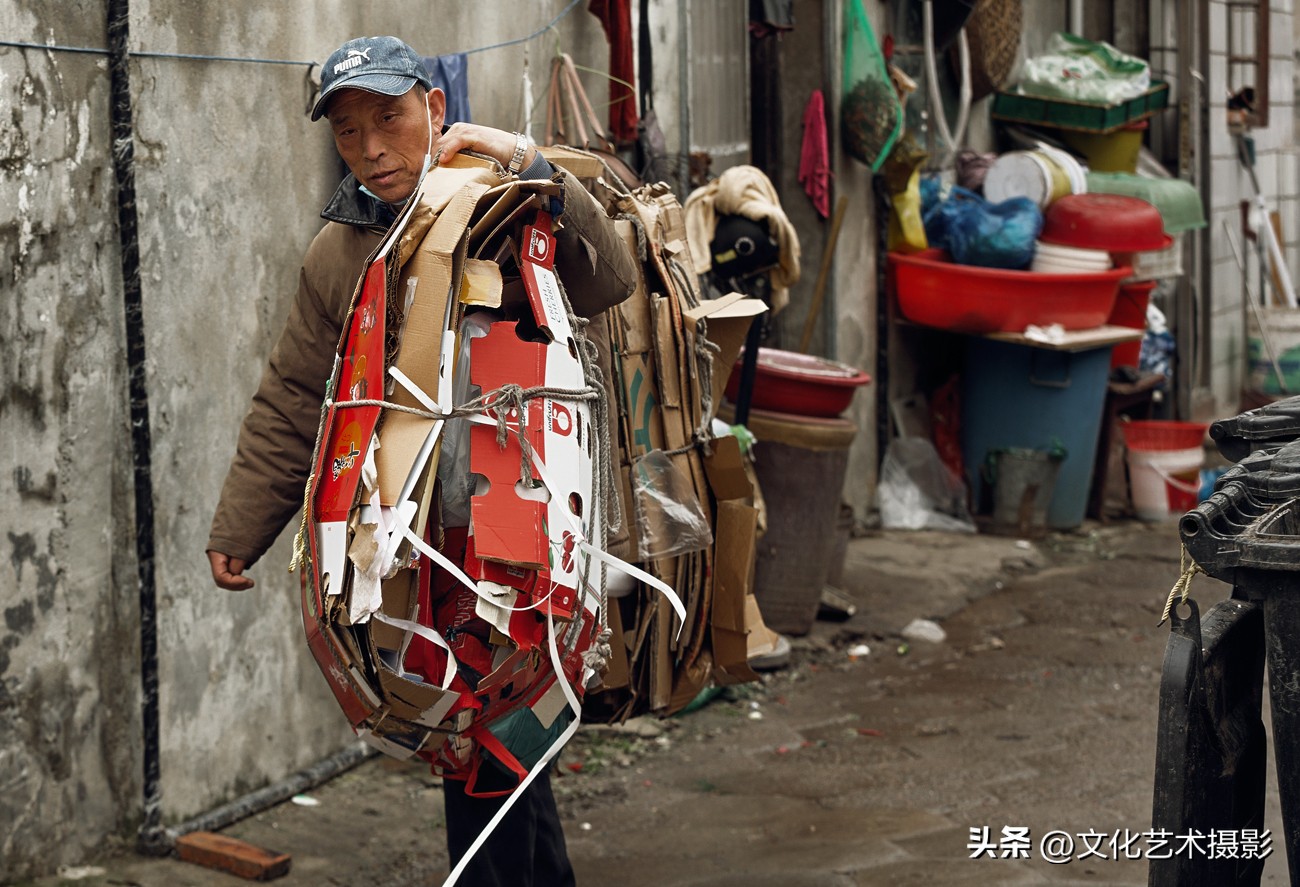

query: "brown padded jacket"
left=208, top=164, right=637, bottom=566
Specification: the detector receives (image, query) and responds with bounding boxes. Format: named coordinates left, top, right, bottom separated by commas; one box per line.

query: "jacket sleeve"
left=207, top=228, right=356, bottom=566
left=550, top=167, right=638, bottom=318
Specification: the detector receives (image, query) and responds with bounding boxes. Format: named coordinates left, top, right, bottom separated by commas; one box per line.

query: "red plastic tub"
left=1108, top=280, right=1156, bottom=368
left=889, top=249, right=1132, bottom=334
left=724, top=348, right=871, bottom=418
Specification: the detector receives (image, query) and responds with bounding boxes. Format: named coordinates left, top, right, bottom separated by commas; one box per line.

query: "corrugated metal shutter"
left=686, top=0, right=750, bottom=175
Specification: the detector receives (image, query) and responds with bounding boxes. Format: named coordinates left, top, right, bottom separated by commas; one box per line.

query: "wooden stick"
left=1270, top=210, right=1287, bottom=307
left=799, top=195, right=850, bottom=354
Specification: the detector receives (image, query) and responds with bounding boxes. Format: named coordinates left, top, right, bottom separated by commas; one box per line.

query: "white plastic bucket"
left=1126, top=445, right=1204, bottom=521
left=984, top=151, right=1072, bottom=208
left=1036, top=143, right=1088, bottom=195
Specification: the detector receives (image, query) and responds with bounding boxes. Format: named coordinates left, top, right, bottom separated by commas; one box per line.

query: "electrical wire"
left=0, top=1, right=584, bottom=67
left=0, top=38, right=314, bottom=65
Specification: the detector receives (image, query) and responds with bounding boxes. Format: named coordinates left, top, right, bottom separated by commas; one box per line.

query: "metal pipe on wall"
left=678, top=0, right=691, bottom=195
left=822, top=0, right=839, bottom=360
left=1189, top=0, right=1209, bottom=416
left=1069, top=0, right=1085, bottom=34
left=165, top=745, right=374, bottom=842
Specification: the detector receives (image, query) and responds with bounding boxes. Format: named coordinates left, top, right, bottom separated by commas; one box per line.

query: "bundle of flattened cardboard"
left=296, top=149, right=775, bottom=792
left=298, top=153, right=650, bottom=783
left=537, top=147, right=775, bottom=722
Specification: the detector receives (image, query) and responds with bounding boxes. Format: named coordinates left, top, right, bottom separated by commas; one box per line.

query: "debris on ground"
left=901, top=618, right=947, bottom=644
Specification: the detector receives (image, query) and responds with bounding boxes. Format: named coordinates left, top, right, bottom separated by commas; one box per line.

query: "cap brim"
left=311, top=72, right=419, bottom=120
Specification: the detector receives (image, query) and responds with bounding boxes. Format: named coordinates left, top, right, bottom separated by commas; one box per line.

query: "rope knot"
left=1158, top=545, right=1206, bottom=627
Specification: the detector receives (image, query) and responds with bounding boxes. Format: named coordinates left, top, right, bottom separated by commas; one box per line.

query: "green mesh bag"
left=842, top=0, right=902, bottom=171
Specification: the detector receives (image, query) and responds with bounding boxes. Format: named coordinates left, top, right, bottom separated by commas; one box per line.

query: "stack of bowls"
left=1031, top=242, right=1112, bottom=274
left=1031, top=193, right=1172, bottom=361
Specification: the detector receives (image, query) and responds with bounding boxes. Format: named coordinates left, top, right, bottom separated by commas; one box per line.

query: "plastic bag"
left=922, top=186, right=1042, bottom=269
left=841, top=0, right=902, bottom=171
left=883, top=138, right=930, bottom=252
left=1140, top=299, right=1175, bottom=379
left=631, top=450, right=713, bottom=559
left=876, top=437, right=975, bottom=533
left=1018, top=32, right=1150, bottom=105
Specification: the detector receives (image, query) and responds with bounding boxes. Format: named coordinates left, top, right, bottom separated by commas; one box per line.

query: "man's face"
left=327, top=86, right=445, bottom=204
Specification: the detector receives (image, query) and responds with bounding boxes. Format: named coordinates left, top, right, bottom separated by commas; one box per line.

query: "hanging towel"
left=684, top=165, right=801, bottom=316
left=422, top=53, right=473, bottom=125
left=798, top=89, right=831, bottom=219
left=588, top=0, right=638, bottom=143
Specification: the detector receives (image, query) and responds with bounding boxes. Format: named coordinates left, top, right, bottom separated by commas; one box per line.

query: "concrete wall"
left=0, top=1, right=613, bottom=878
left=1, top=0, right=141, bottom=873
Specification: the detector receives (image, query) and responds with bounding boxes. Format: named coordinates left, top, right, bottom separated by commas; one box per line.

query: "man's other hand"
left=208, top=550, right=255, bottom=590
left=435, top=122, right=536, bottom=173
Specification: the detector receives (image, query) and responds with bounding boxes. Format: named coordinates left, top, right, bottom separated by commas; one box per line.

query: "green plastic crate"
left=992, top=80, right=1170, bottom=134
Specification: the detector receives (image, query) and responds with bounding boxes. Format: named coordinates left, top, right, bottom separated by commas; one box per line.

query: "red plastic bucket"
left=1120, top=420, right=1208, bottom=452
left=1108, top=280, right=1157, bottom=369
left=1121, top=421, right=1208, bottom=520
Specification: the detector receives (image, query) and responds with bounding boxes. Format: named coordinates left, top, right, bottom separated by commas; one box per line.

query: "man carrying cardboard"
left=207, top=35, right=635, bottom=885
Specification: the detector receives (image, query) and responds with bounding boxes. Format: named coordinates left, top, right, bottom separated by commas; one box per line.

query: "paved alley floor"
left=13, top=519, right=1290, bottom=886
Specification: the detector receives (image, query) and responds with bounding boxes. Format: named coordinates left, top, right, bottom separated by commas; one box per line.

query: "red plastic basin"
left=889, top=249, right=1132, bottom=334
left=725, top=348, right=871, bottom=418
left=1040, top=193, right=1173, bottom=252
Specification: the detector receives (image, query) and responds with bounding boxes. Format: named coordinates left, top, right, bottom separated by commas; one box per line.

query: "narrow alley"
left=27, top=518, right=1287, bottom=886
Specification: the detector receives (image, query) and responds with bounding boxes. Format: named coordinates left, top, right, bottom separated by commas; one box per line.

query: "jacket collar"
left=320, top=173, right=400, bottom=229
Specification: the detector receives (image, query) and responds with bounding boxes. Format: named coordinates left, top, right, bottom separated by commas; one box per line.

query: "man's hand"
left=208, top=550, right=255, bottom=591
left=435, top=122, right=536, bottom=173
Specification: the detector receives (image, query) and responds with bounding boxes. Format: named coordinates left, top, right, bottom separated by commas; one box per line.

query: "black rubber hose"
left=166, top=745, right=374, bottom=840
left=106, top=0, right=165, bottom=856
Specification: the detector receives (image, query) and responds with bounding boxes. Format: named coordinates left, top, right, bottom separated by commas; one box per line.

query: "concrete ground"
left=11, top=520, right=1291, bottom=886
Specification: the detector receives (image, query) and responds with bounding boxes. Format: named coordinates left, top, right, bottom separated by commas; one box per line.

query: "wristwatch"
left=507, top=131, right=529, bottom=176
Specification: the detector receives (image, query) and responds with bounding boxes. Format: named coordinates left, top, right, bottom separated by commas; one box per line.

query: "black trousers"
left=443, top=769, right=576, bottom=886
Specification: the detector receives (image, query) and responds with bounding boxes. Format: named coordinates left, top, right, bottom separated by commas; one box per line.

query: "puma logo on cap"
left=333, top=47, right=372, bottom=74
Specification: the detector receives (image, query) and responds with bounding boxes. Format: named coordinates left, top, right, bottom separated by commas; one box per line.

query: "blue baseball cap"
left=312, top=36, right=434, bottom=121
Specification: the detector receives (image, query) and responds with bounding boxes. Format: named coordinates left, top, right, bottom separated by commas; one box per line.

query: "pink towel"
left=799, top=89, right=831, bottom=218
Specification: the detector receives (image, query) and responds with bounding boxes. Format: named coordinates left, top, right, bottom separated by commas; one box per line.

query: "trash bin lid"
left=1182, top=438, right=1300, bottom=579
left=1210, top=394, right=1300, bottom=462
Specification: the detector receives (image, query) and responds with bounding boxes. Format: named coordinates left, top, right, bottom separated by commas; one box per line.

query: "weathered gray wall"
left=0, top=1, right=612, bottom=878
left=1, top=0, right=142, bottom=874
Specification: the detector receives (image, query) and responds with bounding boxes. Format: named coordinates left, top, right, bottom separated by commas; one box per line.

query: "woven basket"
left=956, top=0, right=1023, bottom=101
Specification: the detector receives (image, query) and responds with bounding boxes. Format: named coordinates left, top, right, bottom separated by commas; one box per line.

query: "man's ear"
left=426, top=87, right=447, bottom=130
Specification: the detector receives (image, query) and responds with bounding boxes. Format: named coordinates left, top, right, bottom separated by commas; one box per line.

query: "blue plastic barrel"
left=960, top=337, right=1112, bottom=529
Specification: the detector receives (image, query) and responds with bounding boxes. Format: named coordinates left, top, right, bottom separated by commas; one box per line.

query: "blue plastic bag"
left=922, top=186, right=1043, bottom=270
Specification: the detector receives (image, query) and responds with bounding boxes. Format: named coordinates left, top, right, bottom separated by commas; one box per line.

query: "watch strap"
left=507, top=132, right=529, bottom=176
